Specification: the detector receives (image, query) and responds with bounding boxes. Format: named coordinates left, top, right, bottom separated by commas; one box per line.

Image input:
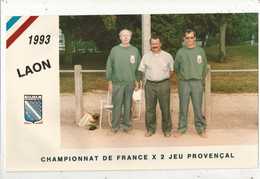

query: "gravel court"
left=60, top=92, right=258, bottom=148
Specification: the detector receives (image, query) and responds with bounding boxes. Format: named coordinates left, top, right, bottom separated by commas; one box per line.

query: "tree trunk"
left=201, top=36, right=206, bottom=47
left=74, top=41, right=78, bottom=53
left=200, top=32, right=207, bottom=47
left=64, top=29, right=73, bottom=64
left=219, top=14, right=227, bottom=62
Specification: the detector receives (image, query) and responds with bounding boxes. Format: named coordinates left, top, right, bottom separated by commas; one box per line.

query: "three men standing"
left=105, top=28, right=207, bottom=138
left=138, top=37, right=174, bottom=137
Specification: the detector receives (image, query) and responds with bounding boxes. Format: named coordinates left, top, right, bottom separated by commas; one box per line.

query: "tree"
left=219, top=14, right=227, bottom=62
left=180, top=14, right=228, bottom=62
left=60, top=16, right=79, bottom=64
left=178, top=13, right=257, bottom=62
left=185, top=14, right=217, bottom=47
left=226, top=13, right=258, bottom=45
left=76, top=15, right=118, bottom=51
left=59, top=15, right=117, bottom=64
left=80, top=15, right=142, bottom=51
left=151, top=14, right=186, bottom=56
left=60, top=13, right=258, bottom=64
left=184, top=13, right=257, bottom=62
left=115, top=15, right=142, bottom=52
left=215, top=13, right=257, bottom=62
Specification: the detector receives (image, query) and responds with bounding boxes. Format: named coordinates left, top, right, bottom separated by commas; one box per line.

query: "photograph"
left=1, top=0, right=259, bottom=178
left=59, top=14, right=258, bottom=149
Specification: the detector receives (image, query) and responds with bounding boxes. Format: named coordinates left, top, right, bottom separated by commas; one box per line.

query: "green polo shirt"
left=174, top=46, right=207, bottom=80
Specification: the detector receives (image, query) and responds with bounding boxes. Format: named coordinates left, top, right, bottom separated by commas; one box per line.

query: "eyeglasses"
left=185, top=37, right=194, bottom=40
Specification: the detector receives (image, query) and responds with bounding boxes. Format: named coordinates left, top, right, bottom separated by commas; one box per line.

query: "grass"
left=210, top=72, right=258, bottom=93
left=204, top=45, right=258, bottom=69
left=204, top=45, right=258, bottom=93
left=60, top=45, right=258, bottom=93
left=60, top=73, right=75, bottom=93
left=60, top=51, right=108, bottom=70
left=59, top=73, right=108, bottom=93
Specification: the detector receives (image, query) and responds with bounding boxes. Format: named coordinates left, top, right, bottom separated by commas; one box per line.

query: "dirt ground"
left=60, top=91, right=258, bottom=148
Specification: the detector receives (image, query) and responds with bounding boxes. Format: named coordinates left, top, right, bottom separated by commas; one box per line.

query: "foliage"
left=59, top=13, right=258, bottom=64
left=114, top=15, right=142, bottom=53
left=101, top=15, right=117, bottom=30
left=59, top=15, right=118, bottom=64
left=151, top=14, right=185, bottom=57
left=183, top=13, right=258, bottom=62
left=226, top=13, right=258, bottom=45
left=69, top=15, right=118, bottom=51
left=206, top=35, right=219, bottom=47
left=60, top=51, right=109, bottom=70
left=184, top=14, right=217, bottom=46
left=59, top=16, right=77, bottom=64
left=73, top=40, right=97, bottom=52
left=183, top=13, right=258, bottom=46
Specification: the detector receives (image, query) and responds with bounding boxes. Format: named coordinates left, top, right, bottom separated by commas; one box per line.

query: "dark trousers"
left=145, top=80, right=172, bottom=133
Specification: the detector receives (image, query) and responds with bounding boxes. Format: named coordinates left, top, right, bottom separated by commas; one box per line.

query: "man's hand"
left=169, top=71, right=175, bottom=78
left=134, top=81, right=140, bottom=91
left=108, top=81, right=113, bottom=93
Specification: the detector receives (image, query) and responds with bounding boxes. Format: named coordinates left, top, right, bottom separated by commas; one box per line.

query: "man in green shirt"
left=174, top=29, right=208, bottom=138
left=106, top=29, right=142, bottom=136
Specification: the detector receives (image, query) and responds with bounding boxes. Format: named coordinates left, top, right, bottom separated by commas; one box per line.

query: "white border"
left=3, top=0, right=259, bottom=15
left=1, top=0, right=259, bottom=178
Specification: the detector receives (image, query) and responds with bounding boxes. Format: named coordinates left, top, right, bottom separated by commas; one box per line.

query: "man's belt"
left=147, top=78, right=169, bottom=83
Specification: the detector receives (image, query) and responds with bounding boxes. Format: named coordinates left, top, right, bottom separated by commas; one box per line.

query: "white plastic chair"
left=131, top=83, right=143, bottom=121
left=99, top=81, right=143, bottom=129
left=100, top=91, right=113, bottom=129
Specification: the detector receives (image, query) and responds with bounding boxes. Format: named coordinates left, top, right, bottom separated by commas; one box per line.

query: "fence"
left=62, top=65, right=258, bottom=125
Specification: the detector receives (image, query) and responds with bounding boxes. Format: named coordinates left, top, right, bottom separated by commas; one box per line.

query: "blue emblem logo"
left=24, top=95, right=42, bottom=123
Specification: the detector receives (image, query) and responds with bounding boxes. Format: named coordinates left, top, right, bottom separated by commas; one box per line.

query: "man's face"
left=120, top=30, right=131, bottom=45
left=150, top=38, right=162, bottom=53
left=184, top=32, right=196, bottom=47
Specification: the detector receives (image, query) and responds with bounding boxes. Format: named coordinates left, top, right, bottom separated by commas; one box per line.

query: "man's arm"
left=133, top=72, right=145, bottom=91
left=202, top=49, right=208, bottom=77
left=174, top=52, right=180, bottom=76
left=135, top=51, right=142, bottom=82
left=134, top=81, right=140, bottom=91
left=108, top=81, right=113, bottom=93
left=134, top=55, right=147, bottom=91
left=168, top=53, right=175, bottom=78
left=106, top=51, right=113, bottom=92
left=169, top=71, right=175, bottom=78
